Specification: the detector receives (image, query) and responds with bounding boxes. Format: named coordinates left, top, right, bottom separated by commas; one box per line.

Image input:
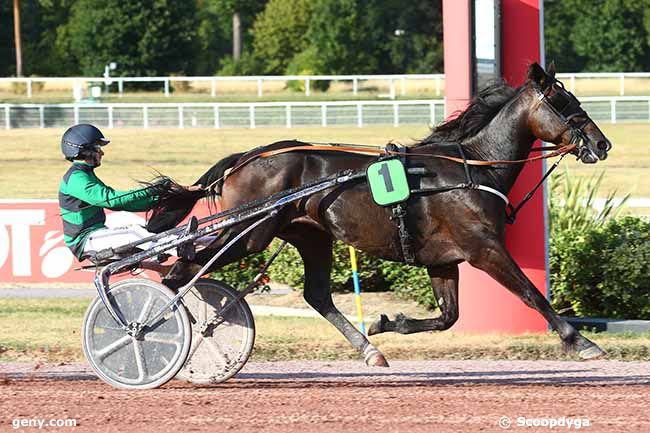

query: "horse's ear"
left=527, top=63, right=548, bottom=87
left=547, top=61, right=557, bottom=78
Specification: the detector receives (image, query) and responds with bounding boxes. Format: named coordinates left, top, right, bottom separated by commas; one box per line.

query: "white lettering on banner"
left=39, top=231, right=74, bottom=279
left=0, top=210, right=45, bottom=276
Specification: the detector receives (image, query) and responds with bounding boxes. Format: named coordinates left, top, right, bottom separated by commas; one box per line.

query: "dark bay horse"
left=150, top=63, right=611, bottom=366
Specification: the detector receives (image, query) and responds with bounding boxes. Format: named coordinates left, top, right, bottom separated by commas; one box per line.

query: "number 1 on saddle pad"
left=366, top=159, right=410, bottom=206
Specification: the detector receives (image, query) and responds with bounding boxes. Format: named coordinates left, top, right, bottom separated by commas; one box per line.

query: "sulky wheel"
left=177, top=279, right=255, bottom=384
left=82, top=278, right=191, bottom=390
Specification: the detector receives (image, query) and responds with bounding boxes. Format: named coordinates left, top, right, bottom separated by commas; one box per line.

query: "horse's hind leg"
left=469, top=240, right=605, bottom=360
left=282, top=224, right=389, bottom=367
left=368, top=264, right=460, bottom=335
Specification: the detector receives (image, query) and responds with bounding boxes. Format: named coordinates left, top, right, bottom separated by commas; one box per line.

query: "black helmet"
left=61, top=124, right=109, bottom=161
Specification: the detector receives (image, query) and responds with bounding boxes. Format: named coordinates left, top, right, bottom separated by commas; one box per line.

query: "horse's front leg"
left=468, top=239, right=606, bottom=360
left=368, top=263, right=459, bottom=335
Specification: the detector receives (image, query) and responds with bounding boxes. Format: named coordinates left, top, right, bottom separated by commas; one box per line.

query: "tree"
left=251, top=0, right=313, bottom=74
left=201, top=0, right=267, bottom=66
left=379, top=0, right=443, bottom=73
left=58, top=0, right=198, bottom=76
left=569, top=0, right=650, bottom=71
left=543, top=0, right=585, bottom=72
left=306, top=0, right=382, bottom=74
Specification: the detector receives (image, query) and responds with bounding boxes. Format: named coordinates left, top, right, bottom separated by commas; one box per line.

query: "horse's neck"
left=463, top=91, right=536, bottom=193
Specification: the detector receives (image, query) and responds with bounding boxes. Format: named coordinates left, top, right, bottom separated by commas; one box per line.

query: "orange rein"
left=204, top=142, right=577, bottom=193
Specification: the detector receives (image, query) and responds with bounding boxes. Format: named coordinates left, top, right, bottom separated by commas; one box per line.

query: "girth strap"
left=384, top=143, right=417, bottom=265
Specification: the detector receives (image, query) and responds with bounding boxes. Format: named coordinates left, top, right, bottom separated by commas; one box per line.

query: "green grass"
left=1, top=297, right=649, bottom=363
left=0, top=123, right=647, bottom=200
left=0, top=126, right=429, bottom=198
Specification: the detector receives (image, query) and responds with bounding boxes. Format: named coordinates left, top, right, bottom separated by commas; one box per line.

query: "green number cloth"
left=366, top=159, right=410, bottom=206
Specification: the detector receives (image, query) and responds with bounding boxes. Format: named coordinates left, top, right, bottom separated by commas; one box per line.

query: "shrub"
left=251, top=0, right=314, bottom=75
left=550, top=217, right=650, bottom=319
left=10, top=79, right=44, bottom=94
left=548, top=167, right=648, bottom=319
left=285, top=47, right=330, bottom=92
left=210, top=250, right=270, bottom=293
left=548, top=167, right=628, bottom=234
left=216, top=53, right=262, bottom=76
left=209, top=238, right=437, bottom=309
left=169, top=74, right=191, bottom=93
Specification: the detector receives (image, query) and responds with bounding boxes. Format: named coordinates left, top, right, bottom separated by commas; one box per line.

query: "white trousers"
left=83, top=225, right=178, bottom=255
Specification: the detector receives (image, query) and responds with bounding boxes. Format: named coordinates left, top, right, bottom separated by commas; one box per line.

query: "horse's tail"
left=145, top=152, right=244, bottom=233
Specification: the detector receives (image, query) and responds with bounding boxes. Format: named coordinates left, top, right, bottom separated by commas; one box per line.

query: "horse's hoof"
left=367, top=314, right=389, bottom=336
left=578, top=344, right=606, bottom=360
left=364, top=345, right=389, bottom=367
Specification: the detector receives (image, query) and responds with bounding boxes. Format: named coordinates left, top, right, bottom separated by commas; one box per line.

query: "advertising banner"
left=0, top=199, right=214, bottom=283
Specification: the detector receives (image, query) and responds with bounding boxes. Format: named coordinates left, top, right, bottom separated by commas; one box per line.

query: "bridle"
left=534, top=77, right=598, bottom=162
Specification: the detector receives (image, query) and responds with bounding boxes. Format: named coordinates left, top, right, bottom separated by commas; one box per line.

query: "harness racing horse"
left=149, top=63, right=612, bottom=366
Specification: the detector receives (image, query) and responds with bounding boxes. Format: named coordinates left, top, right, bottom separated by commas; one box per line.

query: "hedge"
left=212, top=239, right=436, bottom=309
left=549, top=216, right=650, bottom=320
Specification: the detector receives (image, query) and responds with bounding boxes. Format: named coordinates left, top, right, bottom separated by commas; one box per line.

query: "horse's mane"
left=420, top=80, right=518, bottom=145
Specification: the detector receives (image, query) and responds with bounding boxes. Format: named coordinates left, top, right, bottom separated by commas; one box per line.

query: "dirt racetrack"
left=1, top=360, right=649, bottom=433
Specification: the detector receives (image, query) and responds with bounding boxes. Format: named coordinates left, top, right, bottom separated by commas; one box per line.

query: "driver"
left=58, top=123, right=202, bottom=273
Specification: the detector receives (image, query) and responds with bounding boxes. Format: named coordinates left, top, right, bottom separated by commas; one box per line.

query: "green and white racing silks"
left=58, top=162, right=159, bottom=259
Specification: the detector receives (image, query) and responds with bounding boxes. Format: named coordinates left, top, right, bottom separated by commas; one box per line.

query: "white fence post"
left=214, top=106, right=220, bottom=128
left=570, top=75, right=576, bottom=93
left=353, top=78, right=358, bottom=95
left=211, top=78, right=216, bottom=98
left=393, top=103, right=399, bottom=127
left=357, top=103, right=363, bottom=128
left=321, top=104, right=327, bottom=127
left=143, top=106, right=149, bottom=129
left=249, top=106, right=255, bottom=129
left=164, top=80, right=170, bottom=97
left=178, top=106, right=184, bottom=128
left=285, top=105, right=292, bottom=128
left=5, top=106, right=10, bottom=129
left=430, top=102, right=436, bottom=126
left=257, top=78, right=263, bottom=97
left=305, top=78, right=311, bottom=97
left=619, top=73, right=625, bottom=96
left=435, top=76, right=441, bottom=96
left=39, top=106, right=44, bottom=128
left=73, top=106, right=79, bottom=124
left=118, top=79, right=124, bottom=97
left=400, top=77, right=406, bottom=96
left=108, top=106, right=114, bottom=128
left=27, top=79, right=32, bottom=98
left=610, top=99, right=617, bottom=123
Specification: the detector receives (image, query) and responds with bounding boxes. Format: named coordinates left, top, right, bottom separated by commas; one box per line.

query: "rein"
left=204, top=141, right=576, bottom=193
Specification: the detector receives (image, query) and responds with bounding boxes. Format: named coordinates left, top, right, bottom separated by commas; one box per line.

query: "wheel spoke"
left=205, top=337, right=231, bottom=366
left=132, top=339, right=148, bottom=382
left=95, top=334, right=132, bottom=360
left=136, top=292, right=155, bottom=323
left=143, top=331, right=183, bottom=346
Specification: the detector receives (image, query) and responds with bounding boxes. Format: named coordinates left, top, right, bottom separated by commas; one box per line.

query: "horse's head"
left=526, top=63, right=611, bottom=163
